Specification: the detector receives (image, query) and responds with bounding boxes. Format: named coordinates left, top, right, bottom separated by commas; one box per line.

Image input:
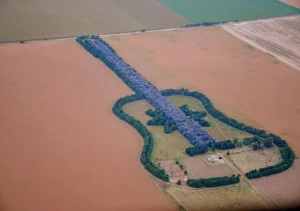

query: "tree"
left=227, top=151, right=230, bottom=155
left=184, top=170, right=187, bottom=175
left=233, top=138, right=238, bottom=144
left=252, top=142, right=259, bottom=151
left=264, top=137, right=273, bottom=148
left=177, top=180, right=181, bottom=185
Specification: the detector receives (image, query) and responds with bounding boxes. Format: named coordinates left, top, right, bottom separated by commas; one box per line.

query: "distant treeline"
left=181, top=21, right=238, bottom=28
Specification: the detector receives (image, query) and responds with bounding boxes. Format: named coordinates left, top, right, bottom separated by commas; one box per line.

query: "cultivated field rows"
left=222, top=15, right=300, bottom=71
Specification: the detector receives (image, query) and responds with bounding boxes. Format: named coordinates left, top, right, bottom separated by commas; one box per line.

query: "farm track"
left=221, top=153, right=278, bottom=209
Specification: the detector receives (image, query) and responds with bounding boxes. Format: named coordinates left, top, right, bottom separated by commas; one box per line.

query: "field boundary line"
left=221, top=153, right=278, bottom=209
left=1, top=14, right=299, bottom=45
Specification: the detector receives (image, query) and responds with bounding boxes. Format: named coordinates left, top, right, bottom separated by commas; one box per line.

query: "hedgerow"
left=76, top=36, right=216, bottom=149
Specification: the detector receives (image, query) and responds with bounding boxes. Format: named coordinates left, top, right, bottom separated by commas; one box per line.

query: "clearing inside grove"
left=0, top=40, right=176, bottom=211
left=103, top=26, right=300, bottom=156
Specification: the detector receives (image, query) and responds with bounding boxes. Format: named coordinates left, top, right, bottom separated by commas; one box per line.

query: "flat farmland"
left=253, top=159, right=300, bottom=208
left=0, top=0, right=189, bottom=42
left=280, top=0, right=300, bottom=8
left=183, top=157, right=234, bottom=178
left=103, top=27, right=300, bottom=156
left=222, top=15, right=300, bottom=71
left=165, top=181, right=273, bottom=211
left=158, top=0, right=300, bottom=23
left=0, top=40, right=176, bottom=211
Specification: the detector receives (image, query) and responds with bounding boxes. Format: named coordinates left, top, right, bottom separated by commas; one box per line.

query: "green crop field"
left=158, top=0, right=300, bottom=23
left=0, top=0, right=189, bottom=42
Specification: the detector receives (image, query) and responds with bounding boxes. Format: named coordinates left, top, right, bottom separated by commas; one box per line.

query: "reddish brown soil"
left=280, top=0, right=300, bottom=8
left=0, top=40, right=176, bottom=211
left=103, top=27, right=300, bottom=156
left=253, top=159, right=300, bottom=208
left=159, top=160, right=187, bottom=183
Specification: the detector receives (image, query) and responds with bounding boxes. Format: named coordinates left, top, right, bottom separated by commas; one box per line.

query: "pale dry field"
left=228, top=147, right=282, bottom=173
left=183, top=157, right=233, bottom=179
left=222, top=15, right=300, bottom=71
left=0, top=40, right=176, bottom=211
left=253, top=159, right=300, bottom=208
left=280, top=0, right=300, bottom=8
left=0, top=0, right=189, bottom=42
left=103, top=27, right=300, bottom=156
left=165, top=180, right=273, bottom=211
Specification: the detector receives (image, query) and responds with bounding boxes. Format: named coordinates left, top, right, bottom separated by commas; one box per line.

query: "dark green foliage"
left=145, top=109, right=159, bottom=118
left=164, top=121, right=177, bottom=134
left=146, top=104, right=210, bottom=135
left=177, top=180, right=181, bottom=185
left=112, top=88, right=295, bottom=181
left=227, top=151, right=230, bottom=156
left=187, top=174, right=240, bottom=188
left=185, top=146, right=209, bottom=156
left=246, top=147, right=295, bottom=179
left=215, top=140, right=236, bottom=150
left=20, top=40, right=25, bottom=44
left=184, top=170, right=187, bottom=175
left=113, top=94, right=169, bottom=182
left=263, top=137, right=273, bottom=148
left=179, top=104, right=210, bottom=127
left=252, top=142, right=259, bottom=151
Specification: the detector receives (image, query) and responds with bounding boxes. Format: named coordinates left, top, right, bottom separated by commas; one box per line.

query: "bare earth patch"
left=222, top=15, right=300, bottom=71
left=159, top=160, right=188, bottom=183
left=0, top=40, right=176, bottom=211
left=103, top=27, right=300, bottom=156
left=183, top=156, right=233, bottom=178
left=228, top=147, right=282, bottom=173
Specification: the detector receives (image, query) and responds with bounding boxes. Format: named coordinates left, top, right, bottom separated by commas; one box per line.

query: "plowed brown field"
left=103, top=27, right=300, bottom=156
left=0, top=40, right=176, bottom=211
left=280, top=0, right=300, bottom=8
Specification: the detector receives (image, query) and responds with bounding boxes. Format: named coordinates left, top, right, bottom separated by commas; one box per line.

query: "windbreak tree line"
left=160, top=88, right=295, bottom=179
left=182, top=21, right=229, bottom=28
left=76, top=34, right=295, bottom=182
left=112, top=94, right=169, bottom=182
left=76, top=35, right=216, bottom=150
left=187, top=174, right=240, bottom=188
